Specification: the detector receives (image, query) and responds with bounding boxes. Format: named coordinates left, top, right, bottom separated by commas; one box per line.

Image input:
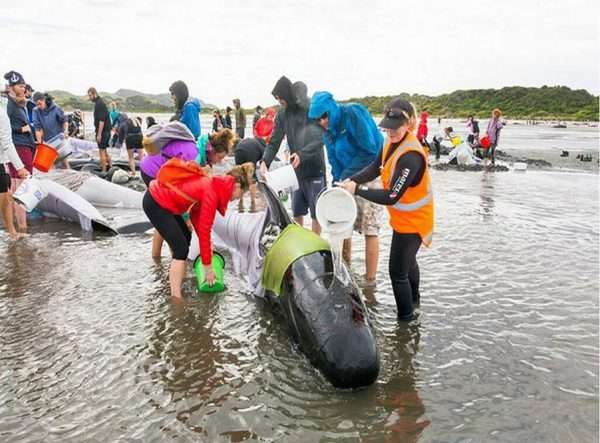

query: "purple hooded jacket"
left=486, top=118, right=504, bottom=145
left=140, top=139, right=198, bottom=178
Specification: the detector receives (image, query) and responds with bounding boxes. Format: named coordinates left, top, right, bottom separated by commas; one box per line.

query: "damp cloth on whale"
left=262, top=224, right=330, bottom=296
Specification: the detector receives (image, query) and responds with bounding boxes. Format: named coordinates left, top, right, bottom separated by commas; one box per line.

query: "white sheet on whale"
left=188, top=209, right=267, bottom=295
left=36, top=179, right=116, bottom=233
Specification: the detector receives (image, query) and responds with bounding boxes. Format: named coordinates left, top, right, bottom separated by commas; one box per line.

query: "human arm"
left=345, top=152, right=424, bottom=205
left=0, top=100, right=26, bottom=172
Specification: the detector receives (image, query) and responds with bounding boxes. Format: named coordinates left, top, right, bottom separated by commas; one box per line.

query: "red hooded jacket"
left=149, top=175, right=235, bottom=265
left=417, top=112, right=428, bottom=143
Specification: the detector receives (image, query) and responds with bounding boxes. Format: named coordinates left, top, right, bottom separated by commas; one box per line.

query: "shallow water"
left=1, top=166, right=598, bottom=442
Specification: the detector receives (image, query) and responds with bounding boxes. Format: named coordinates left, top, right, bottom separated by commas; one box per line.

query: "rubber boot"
left=392, top=278, right=414, bottom=321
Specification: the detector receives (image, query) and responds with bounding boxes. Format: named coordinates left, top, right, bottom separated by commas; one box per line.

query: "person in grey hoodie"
left=260, top=76, right=326, bottom=234
left=0, top=91, right=28, bottom=239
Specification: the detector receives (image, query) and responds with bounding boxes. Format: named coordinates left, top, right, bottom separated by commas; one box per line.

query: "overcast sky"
left=1, top=0, right=598, bottom=107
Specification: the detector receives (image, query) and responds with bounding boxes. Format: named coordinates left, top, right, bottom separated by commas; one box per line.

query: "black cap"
left=379, top=97, right=414, bottom=130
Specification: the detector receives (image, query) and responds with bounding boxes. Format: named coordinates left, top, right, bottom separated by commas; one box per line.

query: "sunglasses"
left=384, top=107, right=410, bottom=120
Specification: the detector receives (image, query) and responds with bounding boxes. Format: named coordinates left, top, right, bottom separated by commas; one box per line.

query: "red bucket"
left=33, top=143, right=59, bottom=172
left=479, top=135, right=491, bottom=149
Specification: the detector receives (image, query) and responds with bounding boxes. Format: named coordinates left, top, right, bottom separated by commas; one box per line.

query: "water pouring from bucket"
left=315, top=188, right=357, bottom=281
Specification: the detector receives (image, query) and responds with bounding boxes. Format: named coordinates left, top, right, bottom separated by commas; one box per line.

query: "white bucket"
left=315, top=187, right=357, bottom=240
left=12, top=177, right=48, bottom=212
left=265, top=164, right=299, bottom=194
left=514, top=162, right=527, bottom=172
left=47, top=134, right=72, bottom=161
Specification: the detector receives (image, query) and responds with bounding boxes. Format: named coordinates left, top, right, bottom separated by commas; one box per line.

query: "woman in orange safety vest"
left=340, top=98, right=434, bottom=320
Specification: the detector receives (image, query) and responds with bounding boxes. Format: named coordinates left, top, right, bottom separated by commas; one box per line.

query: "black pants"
left=489, top=143, right=497, bottom=164
left=389, top=232, right=422, bottom=320
left=0, top=164, right=10, bottom=193
left=143, top=191, right=191, bottom=260
left=236, top=127, right=245, bottom=139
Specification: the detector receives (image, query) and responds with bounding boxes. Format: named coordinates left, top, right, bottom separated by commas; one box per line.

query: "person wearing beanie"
left=3, top=70, right=35, bottom=233
left=340, top=97, right=434, bottom=321
left=169, top=80, right=201, bottom=139
left=87, top=87, right=112, bottom=173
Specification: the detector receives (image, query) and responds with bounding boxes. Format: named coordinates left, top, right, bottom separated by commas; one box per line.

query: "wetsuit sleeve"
left=190, top=190, right=218, bottom=266
left=349, top=148, right=383, bottom=184
left=355, top=151, right=424, bottom=205
left=262, top=112, right=284, bottom=167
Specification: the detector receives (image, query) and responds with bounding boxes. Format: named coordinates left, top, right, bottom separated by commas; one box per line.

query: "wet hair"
left=169, top=80, right=189, bottom=110
left=208, top=128, right=235, bottom=155
left=226, top=162, right=255, bottom=192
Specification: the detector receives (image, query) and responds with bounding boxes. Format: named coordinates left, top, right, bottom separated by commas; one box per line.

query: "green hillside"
left=342, top=86, right=599, bottom=121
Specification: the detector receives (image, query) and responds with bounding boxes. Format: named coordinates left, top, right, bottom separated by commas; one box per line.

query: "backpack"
left=156, top=158, right=207, bottom=205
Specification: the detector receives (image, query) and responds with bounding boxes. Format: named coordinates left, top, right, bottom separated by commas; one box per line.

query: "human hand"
left=16, top=168, right=29, bottom=179
left=96, top=133, right=102, bottom=144
left=204, top=265, right=216, bottom=286
left=340, top=180, right=357, bottom=195
left=290, top=153, right=300, bottom=169
left=21, top=125, right=31, bottom=133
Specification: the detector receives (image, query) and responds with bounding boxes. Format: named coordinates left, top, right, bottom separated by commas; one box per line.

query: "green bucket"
left=193, top=252, right=226, bottom=293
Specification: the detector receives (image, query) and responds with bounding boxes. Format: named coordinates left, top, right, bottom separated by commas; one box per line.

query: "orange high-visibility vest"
left=380, top=132, right=434, bottom=246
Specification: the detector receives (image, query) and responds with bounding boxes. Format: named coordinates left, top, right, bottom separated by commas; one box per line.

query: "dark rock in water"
left=560, top=150, right=569, bottom=157
left=432, top=163, right=509, bottom=172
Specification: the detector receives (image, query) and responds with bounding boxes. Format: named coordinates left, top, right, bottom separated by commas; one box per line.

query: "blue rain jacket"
left=180, top=97, right=202, bottom=139
left=309, top=91, right=382, bottom=182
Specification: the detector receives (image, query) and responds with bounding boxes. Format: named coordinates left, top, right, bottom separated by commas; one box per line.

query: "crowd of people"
left=1, top=69, right=509, bottom=320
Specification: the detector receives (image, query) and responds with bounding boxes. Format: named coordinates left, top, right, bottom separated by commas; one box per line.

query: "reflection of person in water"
left=379, top=322, right=430, bottom=442
left=479, top=171, right=496, bottom=220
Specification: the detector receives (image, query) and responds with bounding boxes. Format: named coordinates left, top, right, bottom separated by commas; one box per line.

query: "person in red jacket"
left=416, top=111, right=429, bottom=154
left=143, top=163, right=254, bottom=298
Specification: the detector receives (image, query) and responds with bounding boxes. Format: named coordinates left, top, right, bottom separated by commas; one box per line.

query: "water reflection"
left=379, top=321, right=430, bottom=443
left=479, top=171, right=496, bottom=220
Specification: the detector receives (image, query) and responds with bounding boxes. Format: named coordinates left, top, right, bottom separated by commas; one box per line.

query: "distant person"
left=416, top=111, right=429, bottom=153
left=87, top=87, right=112, bottom=172
left=68, top=109, right=85, bottom=138
left=233, top=98, right=246, bottom=139
left=4, top=71, right=35, bottom=233
left=25, top=84, right=35, bottom=124
left=109, top=101, right=120, bottom=147
left=252, top=105, right=263, bottom=130
left=124, top=116, right=144, bottom=175
left=142, top=162, right=253, bottom=298
left=308, top=90, right=383, bottom=285
left=32, top=92, right=70, bottom=168
left=223, top=106, right=232, bottom=129
left=486, top=108, right=505, bottom=165
left=340, top=98, right=434, bottom=321
left=169, top=80, right=201, bottom=139
left=1, top=86, right=28, bottom=239
left=212, top=110, right=224, bottom=132
left=146, top=116, right=157, bottom=129
left=260, top=76, right=326, bottom=234
left=466, top=115, right=480, bottom=146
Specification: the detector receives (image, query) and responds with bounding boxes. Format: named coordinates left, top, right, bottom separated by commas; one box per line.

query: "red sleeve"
left=190, top=189, right=218, bottom=266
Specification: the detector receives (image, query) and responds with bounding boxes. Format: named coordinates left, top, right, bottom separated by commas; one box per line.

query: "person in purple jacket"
left=140, top=121, right=198, bottom=257
left=486, top=108, right=505, bottom=165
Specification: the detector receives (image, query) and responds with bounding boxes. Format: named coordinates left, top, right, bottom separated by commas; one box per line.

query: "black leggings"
left=389, top=232, right=422, bottom=320
left=143, top=191, right=191, bottom=260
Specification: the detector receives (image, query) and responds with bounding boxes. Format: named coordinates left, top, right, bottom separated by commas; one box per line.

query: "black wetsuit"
left=351, top=140, right=426, bottom=319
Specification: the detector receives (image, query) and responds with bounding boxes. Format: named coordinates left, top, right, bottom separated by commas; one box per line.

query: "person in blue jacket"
left=309, top=91, right=383, bottom=286
left=169, top=80, right=201, bottom=139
